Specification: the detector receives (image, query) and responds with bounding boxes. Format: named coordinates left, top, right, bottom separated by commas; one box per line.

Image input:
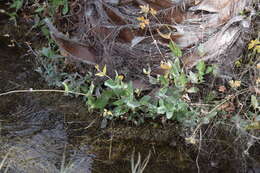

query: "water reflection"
left=0, top=34, right=94, bottom=172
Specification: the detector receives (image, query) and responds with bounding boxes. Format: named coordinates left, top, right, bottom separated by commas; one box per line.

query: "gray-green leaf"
left=169, top=40, right=182, bottom=57
left=251, top=95, right=259, bottom=109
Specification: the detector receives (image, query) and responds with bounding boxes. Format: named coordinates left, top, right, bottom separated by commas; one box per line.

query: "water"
left=0, top=31, right=94, bottom=172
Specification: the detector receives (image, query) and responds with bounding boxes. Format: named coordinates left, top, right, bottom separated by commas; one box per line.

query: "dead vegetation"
left=46, top=0, right=254, bottom=85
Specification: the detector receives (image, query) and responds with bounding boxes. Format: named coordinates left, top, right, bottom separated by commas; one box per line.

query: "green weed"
left=41, top=41, right=217, bottom=126
left=5, top=0, right=259, bottom=131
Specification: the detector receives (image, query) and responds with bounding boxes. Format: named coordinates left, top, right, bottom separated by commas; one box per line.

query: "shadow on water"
left=0, top=4, right=260, bottom=173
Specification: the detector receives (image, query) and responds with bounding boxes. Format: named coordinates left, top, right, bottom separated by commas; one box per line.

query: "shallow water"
left=0, top=31, right=94, bottom=172
left=0, top=5, right=259, bottom=173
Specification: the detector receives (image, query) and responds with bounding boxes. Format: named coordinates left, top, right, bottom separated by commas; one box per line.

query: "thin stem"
left=0, top=89, right=88, bottom=97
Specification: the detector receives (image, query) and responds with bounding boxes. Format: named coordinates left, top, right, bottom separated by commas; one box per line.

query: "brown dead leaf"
left=250, top=87, right=260, bottom=95
left=218, top=86, right=227, bottom=93
left=157, top=29, right=171, bottom=40
left=45, top=19, right=98, bottom=65
left=218, top=102, right=235, bottom=112
left=143, top=0, right=173, bottom=9
left=60, top=49, right=69, bottom=57
left=190, top=0, right=231, bottom=13
left=223, top=114, right=232, bottom=119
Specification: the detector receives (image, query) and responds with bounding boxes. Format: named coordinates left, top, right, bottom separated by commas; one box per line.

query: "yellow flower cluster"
left=137, top=5, right=157, bottom=29
left=229, top=80, right=241, bottom=88
left=160, top=61, right=172, bottom=70
left=248, top=39, right=260, bottom=53
left=103, top=109, right=113, bottom=116
left=257, top=63, right=260, bottom=69
left=256, top=78, right=260, bottom=85
left=140, top=4, right=150, bottom=14
left=137, top=16, right=150, bottom=29
left=139, top=5, right=157, bottom=16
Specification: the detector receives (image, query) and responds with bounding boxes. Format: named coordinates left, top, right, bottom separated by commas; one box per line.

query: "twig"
left=0, top=89, right=88, bottom=97
left=0, top=150, right=10, bottom=170
left=148, top=25, right=165, bottom=60
left=196, top=129, right=202, bottom=173
left=190, top=89, right=250, bottom=139
left=109, top=135, right=113, bottom=160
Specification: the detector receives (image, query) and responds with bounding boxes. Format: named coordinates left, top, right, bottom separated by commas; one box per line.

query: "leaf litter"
left=45, top=0, right=254, bottom=87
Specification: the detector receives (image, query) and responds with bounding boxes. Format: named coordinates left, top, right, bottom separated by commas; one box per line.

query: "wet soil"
left=0, top=4, right=259, bottom=173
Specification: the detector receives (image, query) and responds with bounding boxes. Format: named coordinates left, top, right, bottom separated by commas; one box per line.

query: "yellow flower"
left=143, top=19, right=149, bottom=25
left=248, top=39, right=260, bottom=49
left=137, top=16, right=145, bottom=21
left=256, top=78, right=260, bottom=84
left=95, top=64, right=107, bottom=77
left=235, top=60, right=241, bottom=67
left=160, top=61, right=172, bottom=70
left=185, top=136, right=197, bottom=144
left=229, top=80, right=241, bottom=88
left=95, top=64, right=99, bottom=70
left=255, top=45, right=260, bottom=53
left=137, top=16, right=149, bottom=24
left=150, top=8, right=157, bottom=16
left=137, top=16, right=149, bottom=29
left=135, top=88, right=141, bottom=96
left=257, top=63, right=260, bottom=69
left=103, top=109, right=113, bottom=116
left=143, top=68, right=150, bottom=75
left=139, top=22, right=146, bottom=29
left=140, top=5, right=149, bottom=14
left=117, top=75, right=124, bottom=80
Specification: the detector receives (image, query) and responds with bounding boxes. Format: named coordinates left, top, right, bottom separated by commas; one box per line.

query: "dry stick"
left=148, top=23, right=165, bottom=61
left=149, top=31, right=165, bottom=59
left=190, top=89, right=249, bottom=138
left=109, top=135, right=113, bottom=160
left=196, top=129, right=202, bottom=173
left=0, top=150, right=10, bottom=170
left=0, top=89, right=88, bottom=97
left=187, top=88, right=259, bottom=149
